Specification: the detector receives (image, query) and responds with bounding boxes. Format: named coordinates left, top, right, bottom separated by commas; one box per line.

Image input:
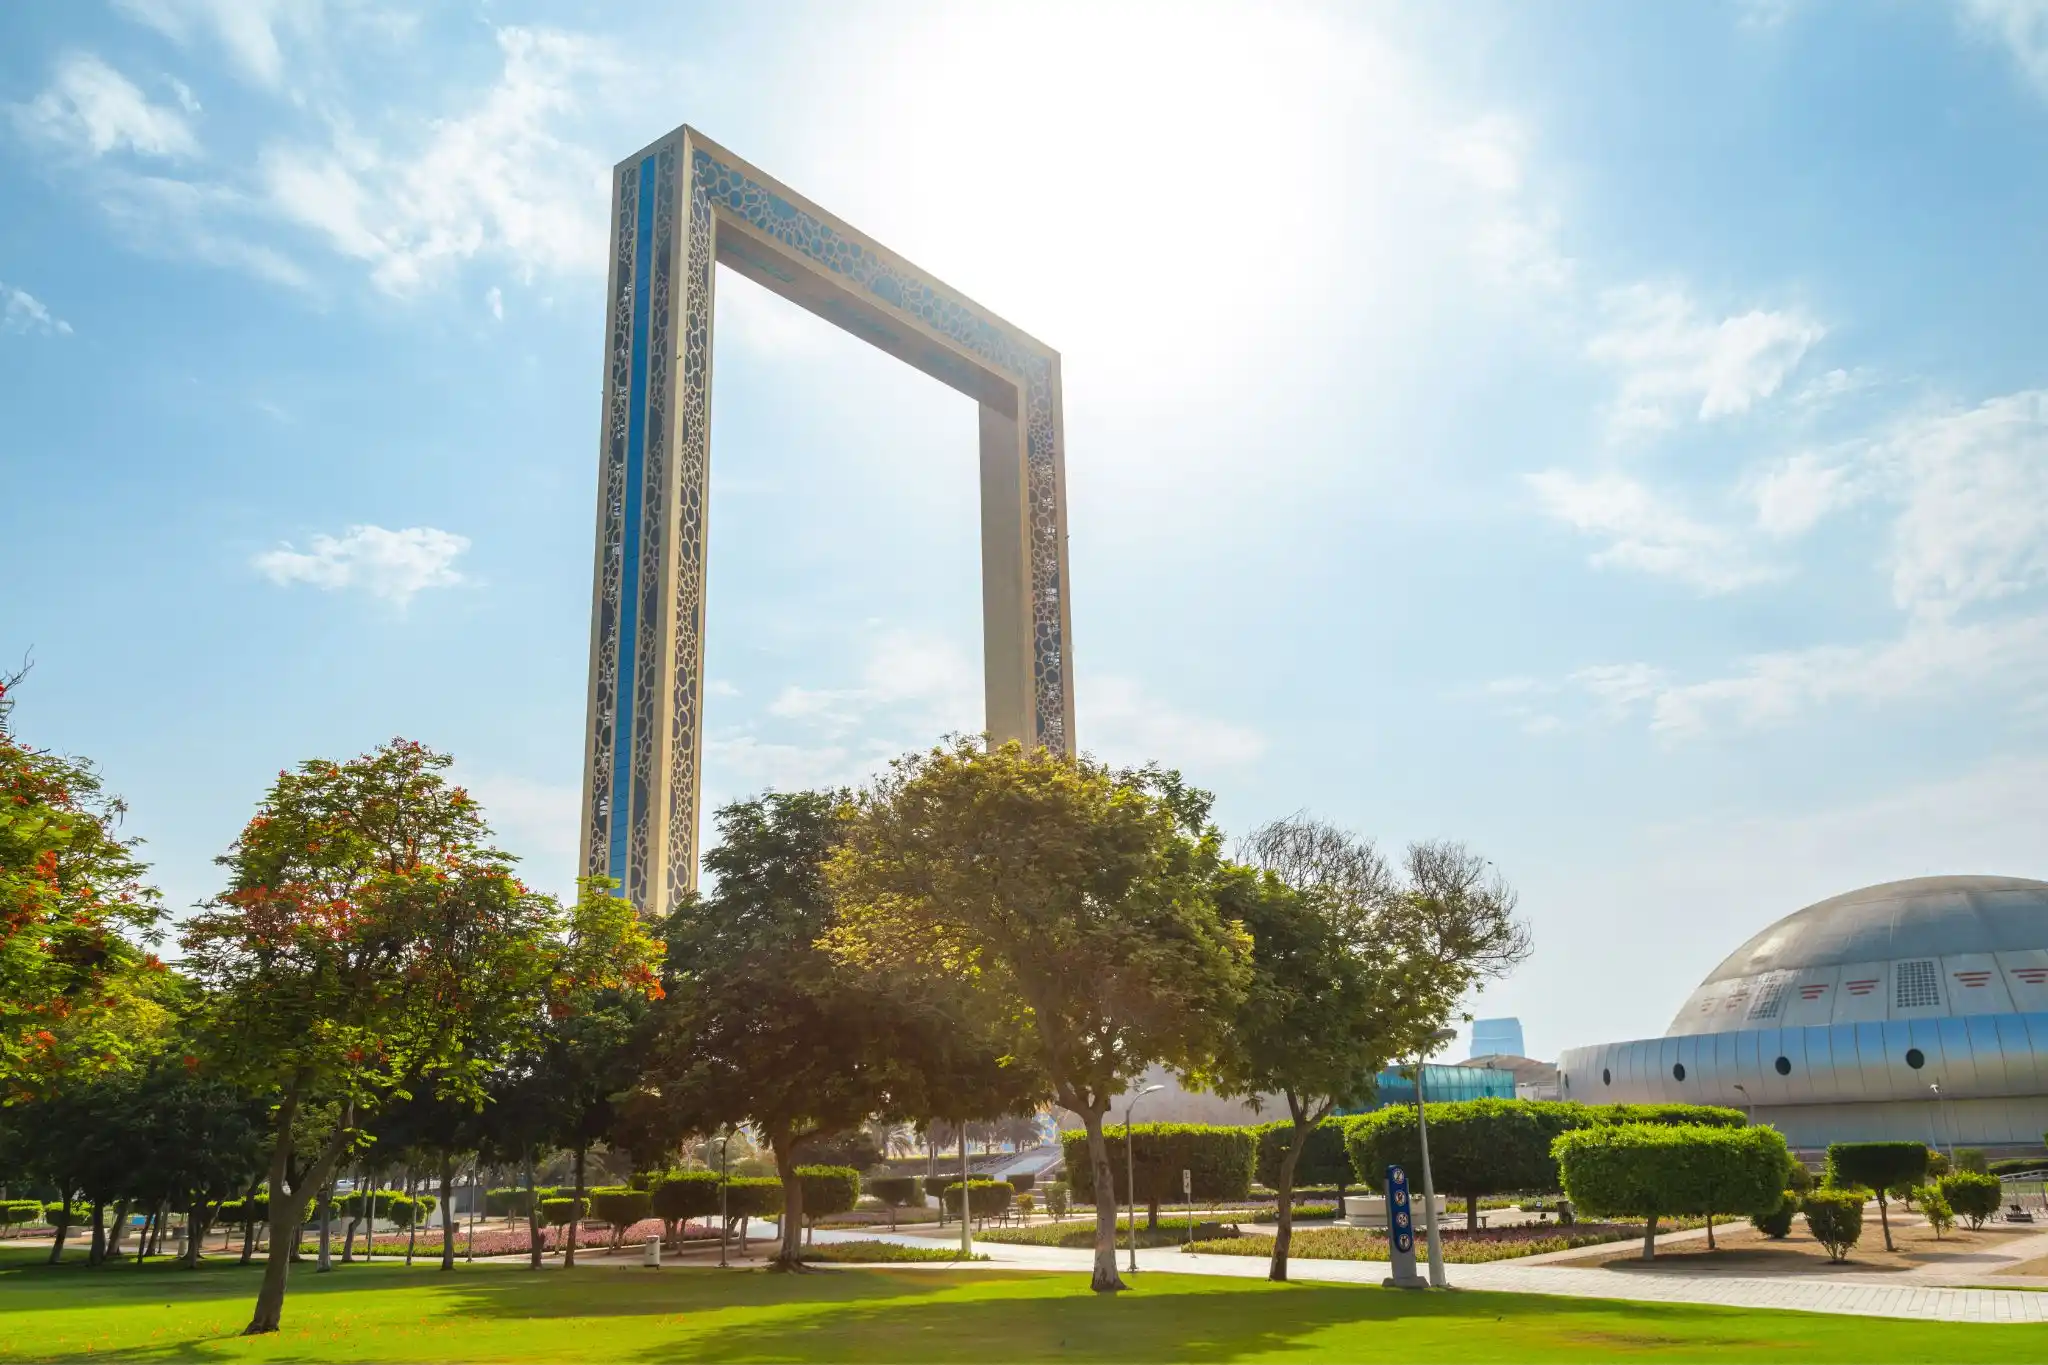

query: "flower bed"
left=800, top=1240, right=987, bottom=1263
left=1185, top=1223, right=1656, bottom=1264
left=980, top=1220, right=1237, bottom=1251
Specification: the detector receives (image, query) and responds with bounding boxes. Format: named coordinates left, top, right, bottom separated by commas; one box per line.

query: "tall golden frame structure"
left=580, top=126, right=1075, bottom=912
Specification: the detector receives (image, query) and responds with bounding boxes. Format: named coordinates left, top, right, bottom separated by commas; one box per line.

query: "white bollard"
left=642, top=1236, right=661, bottom=1268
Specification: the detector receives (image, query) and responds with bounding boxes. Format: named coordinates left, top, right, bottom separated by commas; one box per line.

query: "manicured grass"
left=0, top=1245, right=2039, bottom=1362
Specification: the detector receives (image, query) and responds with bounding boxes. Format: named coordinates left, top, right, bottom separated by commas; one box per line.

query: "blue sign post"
left=1381, top=1164, right=1427, bottom=1289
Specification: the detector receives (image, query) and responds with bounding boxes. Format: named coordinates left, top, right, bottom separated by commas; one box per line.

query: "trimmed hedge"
left=942, top=1179, right=1013, bottom=1221
left=1553, top=1122, right=1789, bottom=1258
left=1990, top=1157, right=2048, bottom=1177
left=1825, top=1141, right=1927, bottom=1249
left=868, top=1176, right=921, bottom=1208
left=922, top=1174, right=957, bottom=1202
left=538, top=1197, right=586, bottom=1228
left=0, top=1200, right=44, bottom=1229
left=722, top=1177, right=783, bottom=1221
left=651, top=1172, right=722, bottom=1235
left=1255, top=1118, right=1355, bottom=1194
left=796, top=1167, right=861, bottom=1229
left=1589, top=1103, right=1747, bottom=1128
left=1006, top=1172, right=1036, bottom=1194
left=1940, top=1171, right=2001, bottom=1229
left=1348, top=1099, right=1586, bottom=1226
left=485, top=1188, right=536, bottom=1219
left=589, top=1187, right=653, bottom=1240
left=1058, top=1123, right=1256, bottom=1212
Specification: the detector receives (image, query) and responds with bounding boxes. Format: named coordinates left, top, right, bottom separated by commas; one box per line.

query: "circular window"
left=1775, top=1055, right=1792, bottom=1076
left=1673, top=1062, right=1687, bottom=1081
left=1602, top=1068, right=1612, bottom=1085
left=1905, top=1047, right=1925, bottom=1070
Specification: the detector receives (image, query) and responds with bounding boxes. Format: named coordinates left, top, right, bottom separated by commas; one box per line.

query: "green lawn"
left=0, top=1244, right=2037, bottom=1362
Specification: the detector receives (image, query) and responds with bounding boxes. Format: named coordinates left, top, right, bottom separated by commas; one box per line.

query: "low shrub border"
left=1184, top=1223, right=1668, bottom=1265
left=799, top=1239, right=988, bottom=1263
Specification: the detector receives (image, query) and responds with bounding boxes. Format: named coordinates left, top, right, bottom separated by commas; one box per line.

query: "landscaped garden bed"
left=1185, top=1223, right=1670, bottom=1264
left=799, top=1240, right=987, bottom=1263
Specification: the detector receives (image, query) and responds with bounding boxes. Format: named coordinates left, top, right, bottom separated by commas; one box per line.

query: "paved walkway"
left=795, top=1225, right=2048, bottom=1324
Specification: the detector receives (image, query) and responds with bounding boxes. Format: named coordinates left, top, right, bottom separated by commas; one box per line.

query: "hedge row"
left=1057, top=1124, right=1256, bottom=1208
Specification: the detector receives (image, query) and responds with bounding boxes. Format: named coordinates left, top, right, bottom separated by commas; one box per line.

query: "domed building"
left=1558, top=876, right=2048, bottom=1153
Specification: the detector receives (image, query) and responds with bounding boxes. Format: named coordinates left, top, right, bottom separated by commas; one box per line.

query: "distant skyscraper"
left=1471, top=1017, right=1525, bottom=1058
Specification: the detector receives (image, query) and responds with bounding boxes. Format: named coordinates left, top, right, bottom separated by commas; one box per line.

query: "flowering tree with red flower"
left=0, top=673, right=164, bottom=1101
left=182, top=739, right=557, bottom=1335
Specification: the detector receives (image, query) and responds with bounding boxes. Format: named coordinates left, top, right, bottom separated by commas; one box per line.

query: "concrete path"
left=801, top=1225, right=2048, bottom=1324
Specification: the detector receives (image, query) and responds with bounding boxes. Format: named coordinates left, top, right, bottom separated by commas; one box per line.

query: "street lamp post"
left=717, top=1129, right=733, bottom=1268
left=1929, top=1082, right=1954, bottom=1161
left=960, top=1124, right=973, bottom=1259
left=1414, top=1027, right=1457, bottom=1289
left=1125, top=1083, right=1165, bottom=1274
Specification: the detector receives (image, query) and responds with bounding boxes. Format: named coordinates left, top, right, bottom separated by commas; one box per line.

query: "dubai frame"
left=579, top=126, right=1076, bottom=913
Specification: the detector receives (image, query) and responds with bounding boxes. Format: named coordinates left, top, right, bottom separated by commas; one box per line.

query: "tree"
left=826, top=741, right=1252, bottom=1292
left=867, top=1176, right=919, bottom=1231
left=1915, top=1184, right=1956, bottom=1238
left=647, top=791, right=927, bottom=1270
left=516, top=878, right=664, bottom=1270
left=588, top=1188, right=652, bottom=1248
left=942, top=1179, right=1013, bottom=1223
left=1824, top=1142, right=1927, bottom=1252
left=1939, top=1171, right=2001, bottom=1229
left=1200, top=818, right=1530, bottom=1282
left=649, top=1172, right=720, bottom=1244
left=1801, top=1188, right=1865, bottom=1261
left=181, top=739, right=558, bottom=1333
left=0, top=673, right=165, bottom=1098
left=795, top=1166, right=859, bottom=1242
left=1254, top=1120, right=1353, bottom=1201
left=1553, top=1123, right=1788, bottom=1259
left=1058, top=1123, right=1256, bottom=1222
left=1350, top=1099, right=1586, bottom=1233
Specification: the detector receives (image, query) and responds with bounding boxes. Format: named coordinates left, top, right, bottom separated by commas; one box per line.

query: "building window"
left=1895, top=959, right=1940, bottom=1010
left=1672, top=1063, right=1686, bottom=1081
left=1905, top=1047, right=1925, bottom=1070
left=1775, top=1055, right=1792, bottom=1076
left=1602, top=1068, right=1611, bottom=1085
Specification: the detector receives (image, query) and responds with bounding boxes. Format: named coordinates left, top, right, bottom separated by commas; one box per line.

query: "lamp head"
left=1138, top=1083, right=1165, bottom=1098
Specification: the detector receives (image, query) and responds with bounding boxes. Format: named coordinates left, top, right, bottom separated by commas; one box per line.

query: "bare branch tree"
left=1401, top=839, right=1532, bottom=982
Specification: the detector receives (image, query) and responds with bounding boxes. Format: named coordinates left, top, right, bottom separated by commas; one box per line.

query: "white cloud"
left=1588, top=284, right=1824, bottom=437
left=1080, top=675, right=1267, bottom=767
left=1747, top=451, right=1857, bottom=539
left=116, top=0, right=318, bottom=90
left=1961, top=0, right=2048, bottom=95
left=1875, top=390, right=2048, bottom=616
left=1, top=283, right=73, bottom=336
left=459, top=770, right=579, bottom=896
left=252, top=523, right=469, bottom=604
left=14, top=52, right=199, bottom=159
left=256, top=25, right=614, bottom=294
left=485, top=285, right=503, bottom=321
left=1527, top=469, right=1779, bottom=592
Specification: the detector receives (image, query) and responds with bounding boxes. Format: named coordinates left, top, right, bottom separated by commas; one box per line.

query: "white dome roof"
left=1667, top=875, right=2048, bottom=1036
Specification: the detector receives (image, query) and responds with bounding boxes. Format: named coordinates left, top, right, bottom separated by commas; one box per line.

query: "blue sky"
left=5, top=0, right=2048, bottom=1063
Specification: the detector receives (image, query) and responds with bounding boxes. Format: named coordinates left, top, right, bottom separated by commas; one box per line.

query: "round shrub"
left=1939, top=1171, right=2001, bottom=1229
left=1802, top=1187, right=1865, bottom=1261
left=942, top=1179, right=1013, bottom=1221
left=1914, top=1185, right=1955, bottom=1237
left=1825, top=1141, right=1927, bottom=1249
left=1058, top=1123, right=1255, bottom=1212
left=1045, top=1180, right=1071, bottom=1220
left=1006, top=1172, right=1035, bottom=1194
left=1751, top=1192, right=1797, bottom=1238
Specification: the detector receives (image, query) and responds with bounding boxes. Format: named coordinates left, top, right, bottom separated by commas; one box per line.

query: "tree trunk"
left=134, top=1210, right=155, bottom=1266
left=237, top=1169, right=262, bottom=1266
left=88, top=1200, right=106, bottom=1266
left=1080, top=1108, right=1126, bottom=1293
left=1268, top=1121, right=1311, bottom=1283
left=439, top=1155, right=456, bottom=1272
left=1877, top=1193, right=1893, bottom=1251
left=184, top=1200, right=211, bottom=1268
left=564, top=1147, right=585, bottom=1268
left=524, top=1151, right=542, bottom=1271
left=316, top=1181, right=334, bottom=1272
left=47, top=1198, right=70, bottom=1266
left=1146, top=1198, right=1159, bottom=1231
left=106, top=1199, right=131, bottom=1259
left=1467, top=1192, right=1481, bottom=1233
left=1706, top=1210, right=1716, bottom=1250
left=1641, top=1211, right=1658, bottom=1261
left=244, top=1099, right=349, bottom=1336
left=770, top=1131, right=805, bottom=1270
